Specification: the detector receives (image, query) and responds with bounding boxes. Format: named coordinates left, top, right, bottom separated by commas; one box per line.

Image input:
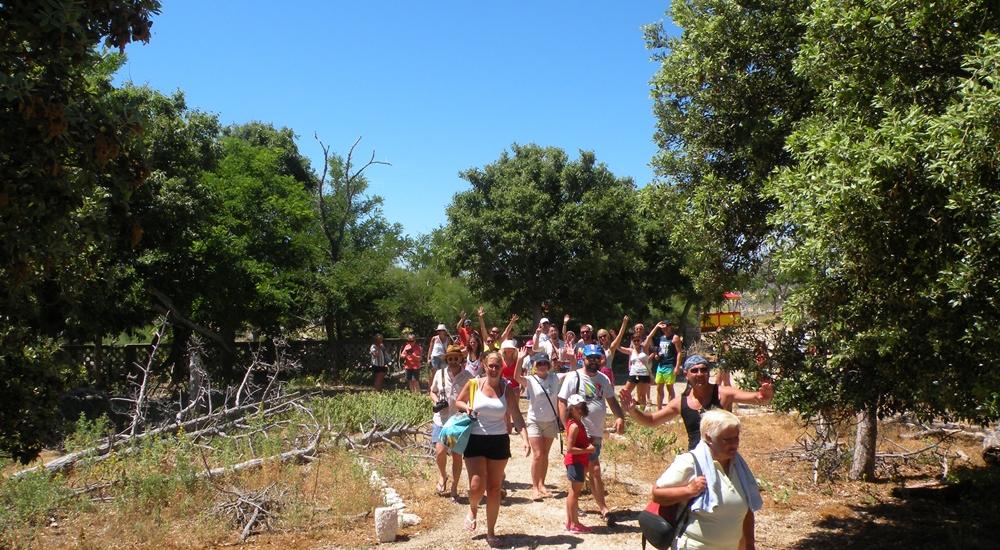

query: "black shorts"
left=371, top=365, right=388, bottom=375
left=628, top=375, right=651, bottom=384
left=464, top=433, right=511, bottom=460
left=404, top=369, right=421, bottom=381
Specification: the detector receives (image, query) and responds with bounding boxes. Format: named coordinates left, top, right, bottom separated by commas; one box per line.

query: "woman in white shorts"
left=513, top=350, right=565, bottom=500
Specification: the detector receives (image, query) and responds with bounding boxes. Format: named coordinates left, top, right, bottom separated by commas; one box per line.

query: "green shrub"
left=0, top=471, right=70, bottom=530
left=309, top=391, right=430, bottom=433
left=64, top=412, right=112, bottom=452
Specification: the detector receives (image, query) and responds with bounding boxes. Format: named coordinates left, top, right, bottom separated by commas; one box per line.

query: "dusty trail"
left=393, top=434, right=648, bottom=549
left=391, top=392, right=655, bottom=550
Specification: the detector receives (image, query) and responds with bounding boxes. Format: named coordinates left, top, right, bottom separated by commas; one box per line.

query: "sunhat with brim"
left=436, top=324, right=448, bottom=332
left=444, top=344, right=465, bottom=359
left=500, top=339, right=517, bottom=351
left=567, top=394, right=586, bottom=407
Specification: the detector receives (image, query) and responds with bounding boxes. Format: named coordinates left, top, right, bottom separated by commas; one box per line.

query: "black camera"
left=432, top=399, right=449, bottom=413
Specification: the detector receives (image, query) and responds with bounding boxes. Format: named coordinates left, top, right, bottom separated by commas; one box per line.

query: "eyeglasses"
left=688, top=367, right=710, bottom=374
left=445, top=357, right=462, bottom=363
left=580, top=330, right=592, bottom=334
left=598, top=334, right=608, bottom=339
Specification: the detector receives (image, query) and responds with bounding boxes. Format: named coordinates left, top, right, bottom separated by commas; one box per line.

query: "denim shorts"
left=566, top=463, right=587, bottom=482
left=588, top=437, right=603, bottom=463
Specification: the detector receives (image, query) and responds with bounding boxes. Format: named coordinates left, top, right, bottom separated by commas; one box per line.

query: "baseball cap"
left=540, top=317, right=550, bottom=324
left=567, top=394, right=586, bottom=407
left=500, top=339, right=517, bottom=351
left=582, top=344, right=604, bottom=358
left=531, top=352, right=551, bottom=364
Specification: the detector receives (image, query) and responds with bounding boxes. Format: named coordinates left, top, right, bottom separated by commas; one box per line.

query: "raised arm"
left=455, top=311, right=466, bottom=336
left=719, top=381, right=774, bottom=407
left=561, top=314, right=571, bottom=342
left=512, top=345, right=530, bottom=387
left=643, top=322, right=664, bottom=353
left=500, top=313, right=518, bottom=342
left=620, top=388, right=681, bottom=426
left=607, top=315, right=630, bottom=355
left=477, top=306, right=489, bottom=342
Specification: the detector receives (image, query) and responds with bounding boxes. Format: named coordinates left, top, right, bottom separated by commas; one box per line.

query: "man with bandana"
left=620, top=354, right=774, bottom=450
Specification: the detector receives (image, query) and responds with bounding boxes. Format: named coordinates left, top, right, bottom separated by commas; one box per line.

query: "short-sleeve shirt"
left=557, top=369, right=614, bottom=439
left=524, top=373, right=562, bottom=423
left=401, top=343, right=422, bottom=370
left=370, top=344, right=389, bottom=367
left=430, top=367, right=473, bottom=426
left=655, top=453, right=749, bottom=549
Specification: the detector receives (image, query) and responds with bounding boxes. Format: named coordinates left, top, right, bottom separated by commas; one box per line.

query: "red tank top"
left=564, top=417, right=591, bottom=467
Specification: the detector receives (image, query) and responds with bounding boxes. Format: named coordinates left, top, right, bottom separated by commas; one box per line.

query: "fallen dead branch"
left=12, top=391, right=312, bottom=479
left=196, top=431, right=321, bottom=479
left=213, top=483, right=286, bottom=542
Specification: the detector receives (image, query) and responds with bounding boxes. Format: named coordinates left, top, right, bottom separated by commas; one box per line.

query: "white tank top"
left=431, top=336, right=446, bottom=357
left=471, top=379, right=508, bottom=435
left=629, top=348, right=651, bottom=377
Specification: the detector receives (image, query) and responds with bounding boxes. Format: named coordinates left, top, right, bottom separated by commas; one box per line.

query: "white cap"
left=500, top=339, right=517, bottom=351
left=567, top=394, right=586, bottom=407
left=436, top=324, right=447, bottom=332
left=539, top=317, right=551, bottom=324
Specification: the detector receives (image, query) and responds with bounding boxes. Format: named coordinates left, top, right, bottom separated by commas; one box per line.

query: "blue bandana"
left=683, top=354, right=710, bottom=371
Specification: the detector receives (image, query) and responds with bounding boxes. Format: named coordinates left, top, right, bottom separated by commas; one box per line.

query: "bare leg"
left=667, top=382, right=676, bottom=402
left=485, top=458, right=508, bottom=537
left=538, top=436, right=555, bottom=495
left=567, top=480, right=584, bottom=527
left=434, top=442, right=449, bottom=492
left=464, top=456, right=486, bottom=526
left=450, top=451, right=463, bottom=497
left=374, top=370, right=386, bottom=391
left=529, top=436, right=547, bottom=499
left=637, top=382, right=650, bottom=408
left=588, top=459, right=610, bottom=517
left=655, top=382, right=665, bottom=409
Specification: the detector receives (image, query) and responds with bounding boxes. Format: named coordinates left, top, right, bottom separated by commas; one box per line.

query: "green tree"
left=0, top=0, right=160, bottom=462
left=312, top=139, right=407, bottom=374
left=644, top=0, right=813, bottom=298
left=444, top=144, right=642, bottom=325
left=195, top=132, right=320, bottom=373
left=766, top=0, right=1000, bottom=479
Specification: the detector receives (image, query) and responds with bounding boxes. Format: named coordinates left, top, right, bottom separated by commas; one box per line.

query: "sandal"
left=464, top=514, right=476, bottom=532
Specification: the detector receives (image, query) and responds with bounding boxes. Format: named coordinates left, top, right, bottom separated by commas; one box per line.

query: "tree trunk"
left=323, top=306, right=339, bottom=378
left=984, top=424, right=1000, bottom=466
left=168, top=324, right=193, bottom=387
left=849, top=400, right=878, bottom=481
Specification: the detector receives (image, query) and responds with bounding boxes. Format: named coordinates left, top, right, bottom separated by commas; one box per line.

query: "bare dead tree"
left=123, top=315, right=169, bottom=438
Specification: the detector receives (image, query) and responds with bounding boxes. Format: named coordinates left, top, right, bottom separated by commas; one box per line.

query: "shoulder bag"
left=638, top=452, right=702, bottom=549
left=439, top=377, right=478, bottom=455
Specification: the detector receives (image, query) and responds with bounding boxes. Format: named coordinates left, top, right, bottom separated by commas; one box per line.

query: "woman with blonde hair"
left=455, top=352, right=527, bottom=548
left=650, top=409, right=763, bottom=549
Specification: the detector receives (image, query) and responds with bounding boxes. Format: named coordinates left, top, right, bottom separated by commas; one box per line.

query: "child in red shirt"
left=564, top=394, right=595, bottom=533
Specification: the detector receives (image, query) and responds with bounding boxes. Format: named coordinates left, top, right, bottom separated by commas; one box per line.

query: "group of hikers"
left=369, top=309, right=775, bottom=549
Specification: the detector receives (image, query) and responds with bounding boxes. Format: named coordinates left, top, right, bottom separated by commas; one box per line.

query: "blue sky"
left=115, top=1, right=678, bottom=238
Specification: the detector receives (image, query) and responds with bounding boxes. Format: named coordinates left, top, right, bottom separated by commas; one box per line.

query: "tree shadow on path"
left=790, top=466, right=1000, bottom=550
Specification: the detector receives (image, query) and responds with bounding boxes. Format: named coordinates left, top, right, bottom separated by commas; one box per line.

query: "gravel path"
left=394, top=390, right=653, bottom=550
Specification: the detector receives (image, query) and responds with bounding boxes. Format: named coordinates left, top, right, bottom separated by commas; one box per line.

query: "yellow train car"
left=700, top=292, right=743, bottom=332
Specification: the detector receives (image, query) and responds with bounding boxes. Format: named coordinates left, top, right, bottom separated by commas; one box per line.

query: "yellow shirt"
left=655, top=452, right=748, bottom=550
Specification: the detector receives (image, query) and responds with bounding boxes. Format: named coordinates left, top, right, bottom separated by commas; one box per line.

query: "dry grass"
left=599, top=410, right=997, bottom=550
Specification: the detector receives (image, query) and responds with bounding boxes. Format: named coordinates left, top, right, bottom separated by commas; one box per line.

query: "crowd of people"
left=369, top=309, right=774, bottom=549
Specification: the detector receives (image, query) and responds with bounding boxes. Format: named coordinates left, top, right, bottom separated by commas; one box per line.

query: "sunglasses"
left=688, top=367, right=710, bottom=374
left=598, top=334, right=608, bottom=339
left=580, top=330, right=592, bottom=334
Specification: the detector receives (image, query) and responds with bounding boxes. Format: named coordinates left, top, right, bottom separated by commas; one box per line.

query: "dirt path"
left=393, top=434, right=648, bottom=550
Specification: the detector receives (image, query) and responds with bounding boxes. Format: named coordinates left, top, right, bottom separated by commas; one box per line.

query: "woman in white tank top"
left=455, top=352, right=527, bottom=547
left=619, top=322, right=659, bottom=410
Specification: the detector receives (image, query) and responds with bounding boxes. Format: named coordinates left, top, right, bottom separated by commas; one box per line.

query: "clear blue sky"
left=115, top=1, right=678, bottom=238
